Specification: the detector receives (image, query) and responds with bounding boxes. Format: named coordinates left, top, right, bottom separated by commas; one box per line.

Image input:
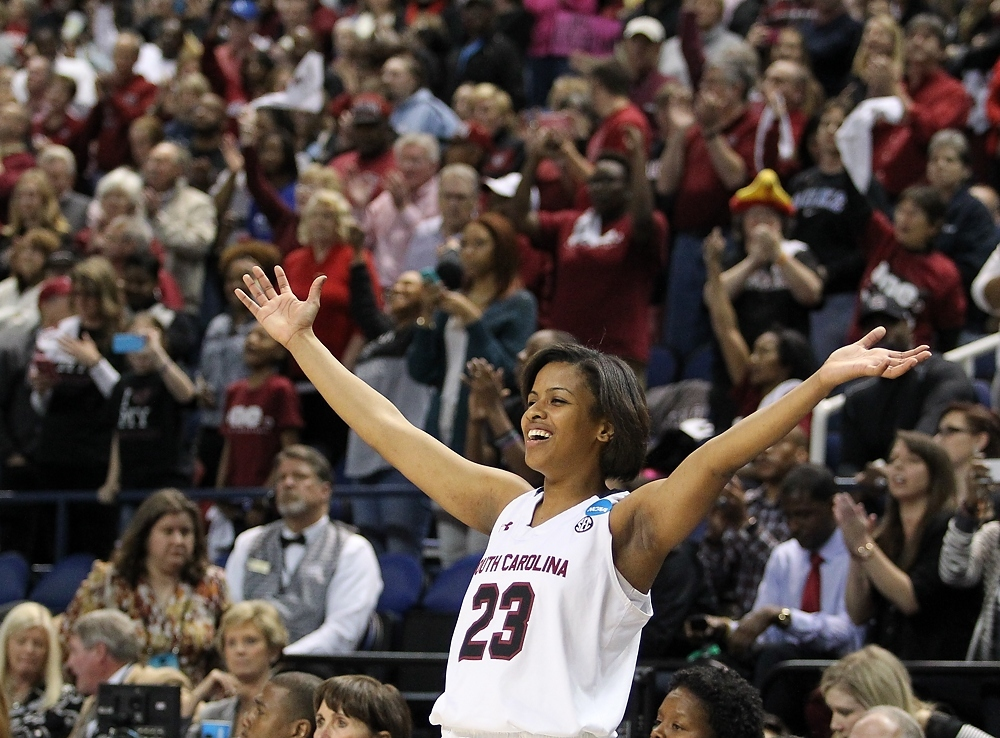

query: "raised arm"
left=237, top=266, right=532, bottom=533
left=610, top=331, right=931, bottom=592
left=703, top=228, right=750, bottom=386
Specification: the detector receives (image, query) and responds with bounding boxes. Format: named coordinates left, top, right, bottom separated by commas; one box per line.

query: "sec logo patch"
left=574, top=517, right=594, bottom=533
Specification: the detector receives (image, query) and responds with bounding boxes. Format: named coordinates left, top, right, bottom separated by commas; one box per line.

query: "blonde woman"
left=0, top=603, right=82, bottom=738
left=1, top=169, right=71, bottom=255
left=186, top=601, right=288, bottom=738
left=821, top=645, right=993, bottom=738
left=470, top=83, right=524, bottom=179
left=283, top=189, right=378, bottom=457
left=840, top=14, right=905, bottom=110
left=223, top=113, right=344, bottom=255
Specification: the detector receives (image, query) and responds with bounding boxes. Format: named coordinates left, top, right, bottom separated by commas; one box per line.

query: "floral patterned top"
left=10, top=684, right=83, bottom=738
left=61, top=561, right=229, bottom=683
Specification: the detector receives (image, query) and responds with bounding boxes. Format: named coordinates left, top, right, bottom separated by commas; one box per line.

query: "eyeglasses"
left=937, top=426, right=972, bottom=436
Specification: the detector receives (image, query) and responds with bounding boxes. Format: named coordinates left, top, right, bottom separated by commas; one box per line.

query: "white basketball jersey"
left=430, top=489, right=652, bottom=738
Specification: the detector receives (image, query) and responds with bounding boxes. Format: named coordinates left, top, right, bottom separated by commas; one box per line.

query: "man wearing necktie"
left=225, top=445, right=383, bottom=655
left=694, top=464, right=865, bottom=728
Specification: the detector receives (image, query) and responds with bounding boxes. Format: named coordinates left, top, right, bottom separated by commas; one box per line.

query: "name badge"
left=247, top=558, right=271, bottom=575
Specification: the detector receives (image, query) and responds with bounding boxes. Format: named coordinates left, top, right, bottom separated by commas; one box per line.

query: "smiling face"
left=522, top=362, right=610, bottom=477
left=6, top=625, right=48, bottom=685
left=650, top=688, right=713, bottom=738
left=886, top=439, right=931, bottom=503
left=825, top=686, right=867, bottom=738
left=145, top=511, right=196, bottom=578
left=222, top=622, right=275, bottom=683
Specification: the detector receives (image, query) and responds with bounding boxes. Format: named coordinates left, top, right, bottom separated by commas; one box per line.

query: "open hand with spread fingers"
left=817, top=327, right=930, bottom=389
left=236, top=265, right=324, bottom=347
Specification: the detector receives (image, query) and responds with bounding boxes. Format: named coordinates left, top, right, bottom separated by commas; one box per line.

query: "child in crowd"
left=216, top=324, right=302, bottom=488
left=99, top=312, right=197, bottom=501
left=196, top=241, right=281, bottom=486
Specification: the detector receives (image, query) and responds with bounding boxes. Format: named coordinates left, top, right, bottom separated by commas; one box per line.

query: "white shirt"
left=225, top=515, right=383, bottom=655
left=431, top=490, right=651, bottom=738
left=752, top=527, right=865, bottom=654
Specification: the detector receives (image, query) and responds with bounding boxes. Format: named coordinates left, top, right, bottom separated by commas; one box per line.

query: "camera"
left=96, top=685, right=181, bottom=738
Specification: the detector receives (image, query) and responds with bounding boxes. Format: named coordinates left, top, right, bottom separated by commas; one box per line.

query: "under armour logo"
left=503, top=522, right=513, bottom=531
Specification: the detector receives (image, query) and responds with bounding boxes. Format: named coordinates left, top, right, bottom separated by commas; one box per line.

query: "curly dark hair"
left=112, top=489, right=209, bottom=587
left=666, top=665, right=763, bottom=738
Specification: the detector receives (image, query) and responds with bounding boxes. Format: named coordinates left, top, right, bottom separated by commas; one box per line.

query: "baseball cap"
left=350, top=93, right=392, bottom=124
left=729, top=169, right=795, bottom=217
left=623, top=17, right=666, bottom=43
left=230, top=0, right=260, bottom=21
left=38, top=276, right=72, bottom=306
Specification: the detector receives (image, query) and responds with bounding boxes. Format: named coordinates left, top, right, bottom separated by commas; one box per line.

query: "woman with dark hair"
left=705, top=227, right=817, bottom=427
left=934, top=401, right=1000, bottom=509
left=235, top=250, right=927, bottom=738
left=835, top=431, right=981, bottom=660
left=651, top=665, right=763, bottom=738
left=246, top=130, right=298, bottom=244
left=314, top=675, right=412, bottom=738
left=407, top=212, right=537, bottom=566
left=60, top=489, right=229, bottom=682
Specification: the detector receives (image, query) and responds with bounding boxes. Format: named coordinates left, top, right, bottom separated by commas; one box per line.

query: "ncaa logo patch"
left=574, top=517, right=594, bottom=533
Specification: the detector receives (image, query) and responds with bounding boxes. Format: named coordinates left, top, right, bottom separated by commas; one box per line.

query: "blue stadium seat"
left=29, top=553, right=95, bottom=614
left=974, top=379, right=992, bottom=407
left=421, top=553, right=482, bottom=612
left=376, top=553, right=424, bottom=618
left=0, top=551, right=29, bottom=606
left=646, top=346, right=677, bottom=388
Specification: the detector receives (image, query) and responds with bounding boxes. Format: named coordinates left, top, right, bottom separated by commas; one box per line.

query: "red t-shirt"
left=329, top=149, right=396, bottom=210
left=89, top=74, right=159, bottom=172
left=586, top=103, right=653, bottom=162
left=873, top=68, right=971, bottom=197
left=535, top=208, right=668, bottom=363
left=850, top=211, right=966, bottom=348
left=282, top=243, right=381, bottom=364
left=221, top=374, right=303, bottom=486
left=672, top=110, right=761, bottom=233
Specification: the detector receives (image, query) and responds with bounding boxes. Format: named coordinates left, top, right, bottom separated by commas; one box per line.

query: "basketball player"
left=237, top=266, right=928, bottom=738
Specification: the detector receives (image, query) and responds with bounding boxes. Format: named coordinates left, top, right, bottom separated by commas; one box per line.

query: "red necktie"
left=800, top=552, right=823, bottom=613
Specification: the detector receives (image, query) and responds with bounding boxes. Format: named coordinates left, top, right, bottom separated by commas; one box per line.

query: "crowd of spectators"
left=4, top=0, right=1000, bottom=733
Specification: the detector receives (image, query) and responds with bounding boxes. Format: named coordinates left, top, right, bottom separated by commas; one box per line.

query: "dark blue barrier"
left=0, top=483, right=424, bottom=562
